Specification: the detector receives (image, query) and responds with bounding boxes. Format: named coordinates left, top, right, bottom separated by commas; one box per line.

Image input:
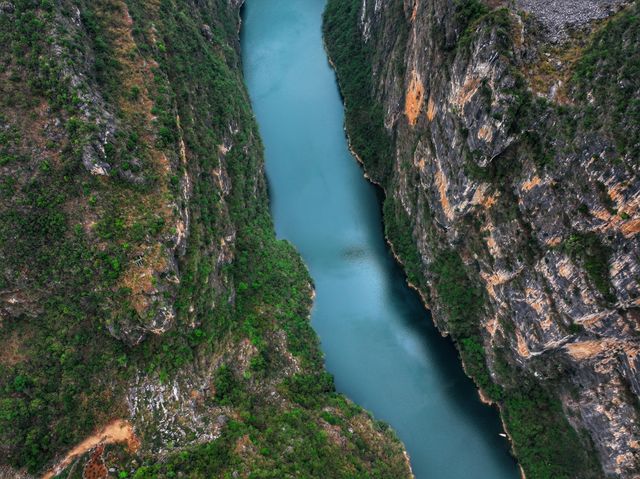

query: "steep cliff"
left=0, top=1, right=411, bottom=477
left=325, top=0, right=640, bottom=477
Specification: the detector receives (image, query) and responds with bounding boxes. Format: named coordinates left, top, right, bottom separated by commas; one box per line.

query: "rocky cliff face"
left=0, top=1, right=411, bottom=477
left=325, top=0, right=640, bottom=477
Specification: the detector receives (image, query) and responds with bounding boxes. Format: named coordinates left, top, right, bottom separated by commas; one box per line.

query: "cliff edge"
left=325, top=0, right=640, bottom=477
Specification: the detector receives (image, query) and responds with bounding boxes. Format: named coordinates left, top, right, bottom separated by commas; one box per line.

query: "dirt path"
left=42, top=420, right=139, bottom=479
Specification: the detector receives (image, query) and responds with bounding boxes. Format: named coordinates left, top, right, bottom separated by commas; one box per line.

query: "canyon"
left=324, top=0, right=640, bottom=477
left=0, top=0, right=638, bottom=478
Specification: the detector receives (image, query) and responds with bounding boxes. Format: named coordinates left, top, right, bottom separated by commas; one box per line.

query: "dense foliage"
left=563, top=232, right=615, bottom=302
left=382, top=198, right=427, bottom=290
left=573, top=2, right=640, bottom=161
left=322, top=0, right=392, bottom=183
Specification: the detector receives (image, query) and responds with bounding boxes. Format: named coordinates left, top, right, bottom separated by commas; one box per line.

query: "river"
left=240, top=1, right=519, bottom=477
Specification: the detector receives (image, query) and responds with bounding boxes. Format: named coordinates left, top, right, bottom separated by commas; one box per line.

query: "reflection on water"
left=342, top=246, right=367, bottom=261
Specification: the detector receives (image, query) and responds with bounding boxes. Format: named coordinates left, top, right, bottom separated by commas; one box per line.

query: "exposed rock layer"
left=325, top=0, right=640, bottom=477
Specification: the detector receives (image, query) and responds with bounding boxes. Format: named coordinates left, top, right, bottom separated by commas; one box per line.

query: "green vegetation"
left=454, top=2, right=514, bottom=63
left=322, top=0, right=392, bottom=183
left=380, top=194, right=595, bottom=478
left=429, top=250, right=504, bottom=400
left=573, top=2, right=640, bottom=161
left=0, top=0, right=410, bottom=477
left=454, top=0, right=489, bottom=30
left=431, top=250, right=484, bottom=339
left=502, top=380, right=601, bottom=479
left=563, top=232, right=614, bottom=302
left=453, top=0, right=489, bottom=51
left=382, top=198, right=427, bottom=290
left=130, top=400, right=405, bottom=479
left=0, top=2, right=139, bottom=469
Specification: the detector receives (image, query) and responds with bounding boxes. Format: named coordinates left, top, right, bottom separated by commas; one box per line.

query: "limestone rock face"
left=329, top=0, right=640, bottom=476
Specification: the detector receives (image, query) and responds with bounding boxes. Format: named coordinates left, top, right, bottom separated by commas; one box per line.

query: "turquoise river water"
left=241, top=1, right=520, bottom=477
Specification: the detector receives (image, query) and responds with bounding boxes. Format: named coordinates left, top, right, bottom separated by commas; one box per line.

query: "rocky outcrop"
left=325, top=0, right=640, bottom=477
left=0, top=2, right=14, bottom=15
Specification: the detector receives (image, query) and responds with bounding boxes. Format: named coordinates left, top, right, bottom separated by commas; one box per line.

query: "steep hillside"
left=0, top=1, right=411, bottom=477
left=324, top=0, right=640, bottom=477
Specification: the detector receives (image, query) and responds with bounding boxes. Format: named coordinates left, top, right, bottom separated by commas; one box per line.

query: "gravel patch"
left=516, top=0, right=631, bottom=42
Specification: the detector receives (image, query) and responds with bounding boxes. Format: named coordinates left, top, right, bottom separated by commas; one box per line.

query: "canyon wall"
left=0, top=1, right=411, bottom=477
left=325, top=0, right=640, bottom=477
